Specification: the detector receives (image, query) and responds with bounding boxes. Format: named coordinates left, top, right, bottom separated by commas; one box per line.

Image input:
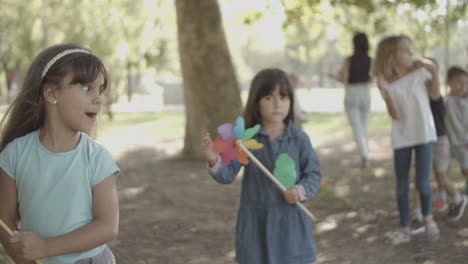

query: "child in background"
left=374, top=35, right=439, bottom=245
left=411, top=62, right=467, bottom=235
left=202, top=68, right=322, bottom=264
left=288, top=72, right=306, bottom=128
left=0, top=44, right=119, bottom=264
left=444, top=66, right=468, bottom=216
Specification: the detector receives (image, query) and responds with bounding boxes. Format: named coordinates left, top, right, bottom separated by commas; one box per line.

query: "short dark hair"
left=447, top=66, right=468, bottom=82
left=353, top=32, right=369, bottom=54
left=243, top=68, right=294, bottom=128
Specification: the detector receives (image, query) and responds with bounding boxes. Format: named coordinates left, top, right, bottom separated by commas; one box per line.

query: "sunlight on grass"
left=302, top=112, right=390, bottom=148
left=92, top=111, right=392, bottom=159
left=316, top=218, right=338, bottom=233
left=96, top=112, right=185, bottom=157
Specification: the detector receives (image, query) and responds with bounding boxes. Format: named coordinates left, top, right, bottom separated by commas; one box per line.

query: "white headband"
left=41, top=49, right=91, bottom=79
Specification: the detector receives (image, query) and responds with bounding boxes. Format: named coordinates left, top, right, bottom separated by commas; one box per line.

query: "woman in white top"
left=374, top=35, right=440, bottom=245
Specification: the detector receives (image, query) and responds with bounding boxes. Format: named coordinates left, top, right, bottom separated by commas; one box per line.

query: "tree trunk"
left=175, top=0, right=242, bottom=158
left=126, top=62, right=133, bottom=102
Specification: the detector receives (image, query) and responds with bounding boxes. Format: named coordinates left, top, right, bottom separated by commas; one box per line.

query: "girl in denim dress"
left=202, top=68, right=322, bottom=264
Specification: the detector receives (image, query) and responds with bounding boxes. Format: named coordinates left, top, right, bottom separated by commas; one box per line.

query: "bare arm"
left=335, top=57, right=350, bottom=84
left=44, top=175, right=119, bottom=257
left=0, top=169, right=35, bottom=264
left=328, top=57, right=350, bottom=84
left=11, top=174, right=119, bottom=261
left=378, top=75, right=400, bottom=120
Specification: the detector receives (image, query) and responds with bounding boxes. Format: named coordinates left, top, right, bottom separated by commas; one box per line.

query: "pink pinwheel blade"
left=213, top=137, right=236, bottom=153
left=217, top=123, right=237, bottom=140
left=221, top=148, right=237, bottom=165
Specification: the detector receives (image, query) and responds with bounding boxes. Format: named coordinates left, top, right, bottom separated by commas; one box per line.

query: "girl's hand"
left=414, top=59, right=424, bottom=69
left=201, top=132, right=219, bottom=166
left=283, top=187, right=300, bottom=204
left=10, top=231, right=47, bottom=260
left=415, top=59, right=436, bottom=73
left=377, top=75, right=389, bottom=90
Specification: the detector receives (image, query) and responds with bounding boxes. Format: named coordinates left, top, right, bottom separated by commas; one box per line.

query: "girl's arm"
left=377, top=75, right=400, bottom=120
left=296, top=134, right=322, bottom=201
left=0, top=169, right=35, bottom=264
left=44, top=174, right=118, bottom=257
left=202, top=132, right=241, bottom=184
left=207, top=155, right=242, bottom=184
left=329, top=57, right=350, bottom=84
left=11, top=175, right=119, bottom=260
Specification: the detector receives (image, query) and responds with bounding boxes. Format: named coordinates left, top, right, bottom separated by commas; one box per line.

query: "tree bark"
left=175, top=0, right=242, bottom=158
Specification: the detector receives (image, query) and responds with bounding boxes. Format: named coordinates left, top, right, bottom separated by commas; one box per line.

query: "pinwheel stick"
left=0, top=218, right=42, bottom=264
left=236, top=141, right=316, bottom=221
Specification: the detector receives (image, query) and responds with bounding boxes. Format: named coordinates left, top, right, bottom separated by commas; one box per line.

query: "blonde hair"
left=373, top=35, right=410, bottom=81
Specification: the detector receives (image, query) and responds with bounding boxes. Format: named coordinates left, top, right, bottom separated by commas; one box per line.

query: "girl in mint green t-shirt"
left=0, top=44, right=119, bottom=264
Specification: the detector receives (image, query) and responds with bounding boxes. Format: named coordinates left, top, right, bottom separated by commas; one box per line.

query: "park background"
left=0, top=0, right=467, bottom=263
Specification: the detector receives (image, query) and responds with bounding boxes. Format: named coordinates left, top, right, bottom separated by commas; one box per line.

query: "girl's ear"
left=43, top=84, right=58, bottom=105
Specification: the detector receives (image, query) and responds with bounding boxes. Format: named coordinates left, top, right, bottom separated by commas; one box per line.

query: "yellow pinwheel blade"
left=242, top=139, right=263, bottom=150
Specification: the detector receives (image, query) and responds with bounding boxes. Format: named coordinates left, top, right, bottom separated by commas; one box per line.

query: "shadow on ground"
left=111, top=133, right=468, bottom=264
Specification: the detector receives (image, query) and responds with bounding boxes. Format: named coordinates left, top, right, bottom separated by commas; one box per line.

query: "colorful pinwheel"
left=213, top=116, right=263, bottom=165
left=212, top=116, right=316, bottom=220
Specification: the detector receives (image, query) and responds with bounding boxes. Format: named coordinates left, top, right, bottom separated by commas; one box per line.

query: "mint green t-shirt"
left=0, top=130, right=120, bottom=264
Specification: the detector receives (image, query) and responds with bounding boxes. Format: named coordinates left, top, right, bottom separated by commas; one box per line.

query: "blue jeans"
left=394, top=143, right=433, bottom=227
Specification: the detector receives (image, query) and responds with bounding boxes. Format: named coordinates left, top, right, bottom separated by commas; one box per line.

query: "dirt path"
left=111, top=132, right=468, bottom=264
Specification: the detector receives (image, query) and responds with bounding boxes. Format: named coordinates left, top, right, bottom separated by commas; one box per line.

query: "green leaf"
left=273, top=153, right=297, bottom=189
left=241, top=124, right=261, bottom=141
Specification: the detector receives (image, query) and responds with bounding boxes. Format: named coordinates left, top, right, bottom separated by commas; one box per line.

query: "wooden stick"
left=0, top=218, right=43, bottom=264
left=236, top=141, right=316, bottom=221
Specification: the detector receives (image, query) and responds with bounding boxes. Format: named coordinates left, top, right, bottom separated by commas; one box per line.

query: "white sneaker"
left=448, top=195, right=468, bottom=221
left=391, top=228, right=411, bottom=245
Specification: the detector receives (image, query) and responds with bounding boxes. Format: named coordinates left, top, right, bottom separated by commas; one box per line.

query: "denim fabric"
left=394, top=143, right=433, bottom=227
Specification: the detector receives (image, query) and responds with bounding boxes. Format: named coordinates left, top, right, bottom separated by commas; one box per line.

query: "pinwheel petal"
left=217, top=123, right=237, bottom=140
left=234, top=116, right=245, bottom=139
left=242, top=139, right=263, bottom=150
left=241, top=124, right=261, bottom=141
left=221, top=148, right=237, bottom=165
left=213, top=137, right=236, bottom=153
left=236, top=146, right=249, bottom=165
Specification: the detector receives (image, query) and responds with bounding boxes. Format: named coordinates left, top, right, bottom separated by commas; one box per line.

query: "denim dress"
left=210, top=122, right=322, bottom=264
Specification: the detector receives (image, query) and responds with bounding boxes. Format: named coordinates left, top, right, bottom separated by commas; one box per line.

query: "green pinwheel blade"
left=241, top=124, right=261, bottom=141
left=273, top=153, right=296, bottom=189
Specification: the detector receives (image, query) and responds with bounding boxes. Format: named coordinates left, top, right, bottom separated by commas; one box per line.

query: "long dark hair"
left=243, top=68, right=294, bottom=128
left=0, top=43, right=110, bottom=151
left=353, top=32, right=369, bottom=54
